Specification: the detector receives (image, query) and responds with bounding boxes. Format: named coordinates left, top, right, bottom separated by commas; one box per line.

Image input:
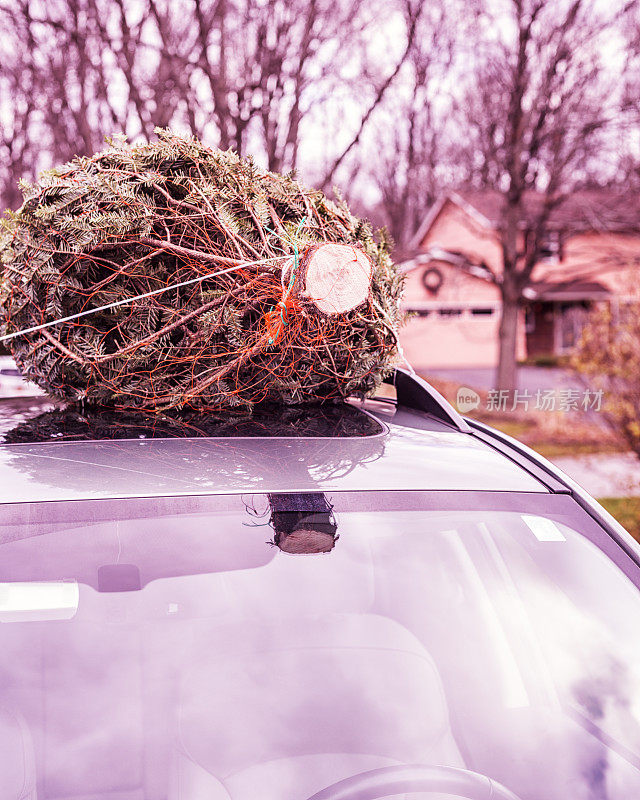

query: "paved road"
left=425, top=365, right=606, bottom=425
left=426, top=366, right=585, bottom=393
left=551, top=453, right=640, bottom=499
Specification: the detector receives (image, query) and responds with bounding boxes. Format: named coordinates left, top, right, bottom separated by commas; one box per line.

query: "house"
left=398, top=189, right=640, bottom=369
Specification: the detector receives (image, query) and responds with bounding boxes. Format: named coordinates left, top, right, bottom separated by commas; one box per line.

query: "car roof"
left=0, top=371, right=551, bottom=504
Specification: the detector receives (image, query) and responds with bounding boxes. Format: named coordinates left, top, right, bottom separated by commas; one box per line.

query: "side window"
left=484, top=514, right=640, bottom=761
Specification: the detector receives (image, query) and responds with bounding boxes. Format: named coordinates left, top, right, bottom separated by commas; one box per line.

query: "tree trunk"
left=496, top=291, right=519, bottom=391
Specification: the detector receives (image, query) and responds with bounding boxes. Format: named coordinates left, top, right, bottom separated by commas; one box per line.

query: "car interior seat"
left=170, top=612, right=464, bottom=800
left=0, top=619, right=146, bottom=800
left=0, top=706, right=37, bottom=800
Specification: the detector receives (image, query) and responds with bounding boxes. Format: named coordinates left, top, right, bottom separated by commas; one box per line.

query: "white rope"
left=0, top=254, right=288, bottom=344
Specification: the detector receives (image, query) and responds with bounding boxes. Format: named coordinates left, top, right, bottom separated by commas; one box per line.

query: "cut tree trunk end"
left=300, top=243, right=373, bottom=315
left=275, top=527, right=338, bottom=554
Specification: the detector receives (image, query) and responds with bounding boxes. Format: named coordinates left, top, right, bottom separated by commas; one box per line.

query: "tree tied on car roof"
left=0, top=130, right=403, bottom=412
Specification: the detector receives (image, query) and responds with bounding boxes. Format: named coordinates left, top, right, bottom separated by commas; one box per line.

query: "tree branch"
left=320, top=0, right=423, bottom=190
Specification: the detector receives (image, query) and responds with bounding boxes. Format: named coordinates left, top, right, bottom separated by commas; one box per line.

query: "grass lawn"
left=473, top=417, right=623, bottom=459
left=598, top=497, right=640, bottom=542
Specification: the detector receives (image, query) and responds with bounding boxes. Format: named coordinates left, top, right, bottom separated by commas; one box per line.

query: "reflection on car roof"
left=0, top=384, right=551, bottom=503
left=0, top=398, right=383, bottom=443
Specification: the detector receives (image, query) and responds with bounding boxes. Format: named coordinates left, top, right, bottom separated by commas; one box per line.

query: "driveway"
left=426, top=366, right=585, bottom=393
left=551, top=452, right=640, bottom=498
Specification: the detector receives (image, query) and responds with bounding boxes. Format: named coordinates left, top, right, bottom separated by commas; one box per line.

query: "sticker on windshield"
left=0, top=580, right=79, bottom=622
left=521, top=515, right=567, bottom=542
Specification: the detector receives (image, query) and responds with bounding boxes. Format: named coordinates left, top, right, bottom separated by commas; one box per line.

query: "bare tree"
left=371, top=1, right=457, bottom=248
left=619, top=1, right=640, bottom=187
left=458, top=0, right=637, bottom=390
left=185, top=0, right=372, bottom=172
left=0, top=2, right=41, bottom=209
left=0, top=0, right=405, bottom=212
left=319, top=0, right=423, bottom=191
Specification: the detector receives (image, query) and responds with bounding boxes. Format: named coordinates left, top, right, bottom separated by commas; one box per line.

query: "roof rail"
left=384, top=368, right=471, bottom=432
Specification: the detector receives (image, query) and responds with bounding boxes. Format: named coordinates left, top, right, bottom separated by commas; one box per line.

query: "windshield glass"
left=0, top=491, right=639, bottom=800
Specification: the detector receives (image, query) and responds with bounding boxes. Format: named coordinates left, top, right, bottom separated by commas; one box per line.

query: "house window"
left=557, top=303, right=589, bottom=353
left=470, top=308, right=494, bottom=316
left=525, top=307, right=536, bottom=334
left=539, top=230, right=561, bottom=263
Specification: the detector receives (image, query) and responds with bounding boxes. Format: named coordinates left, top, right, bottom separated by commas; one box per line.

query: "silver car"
left=0, top=369, right=638, bottom=800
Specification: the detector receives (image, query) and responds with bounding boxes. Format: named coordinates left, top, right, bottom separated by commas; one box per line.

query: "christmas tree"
left=0, top=129, right=403, bottom=412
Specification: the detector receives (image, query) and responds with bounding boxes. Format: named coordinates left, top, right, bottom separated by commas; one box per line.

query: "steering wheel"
left=305, top=764, right=523, bottom=800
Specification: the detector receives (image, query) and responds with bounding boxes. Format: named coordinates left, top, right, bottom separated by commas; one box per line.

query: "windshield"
left=0, top=491, right=639, bottom=800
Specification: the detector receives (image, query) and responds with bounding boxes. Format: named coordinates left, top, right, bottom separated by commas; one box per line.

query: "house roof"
left=528, top=278, right=611, bottom=302
left=397, top=246, right=494, bottom=286
left=411, top=187, right=640, bottom=248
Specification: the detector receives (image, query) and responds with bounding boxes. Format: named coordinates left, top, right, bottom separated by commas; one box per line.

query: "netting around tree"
left=0, top=130, right=403, bottom=412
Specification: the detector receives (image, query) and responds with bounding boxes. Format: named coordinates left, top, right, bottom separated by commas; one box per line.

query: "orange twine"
left=263, top=216, right=307, bottom=346
left=265, top=296, right=296, bottom=344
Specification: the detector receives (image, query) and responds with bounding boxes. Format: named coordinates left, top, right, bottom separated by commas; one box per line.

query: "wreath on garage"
left=421, top=266, right=444, bottom=295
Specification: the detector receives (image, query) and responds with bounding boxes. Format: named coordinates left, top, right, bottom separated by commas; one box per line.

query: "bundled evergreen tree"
left=0, top=130, right=403, bottom=412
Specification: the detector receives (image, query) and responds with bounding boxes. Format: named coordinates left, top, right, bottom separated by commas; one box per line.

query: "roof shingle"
left=454, top=188, right=640, bottom=233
